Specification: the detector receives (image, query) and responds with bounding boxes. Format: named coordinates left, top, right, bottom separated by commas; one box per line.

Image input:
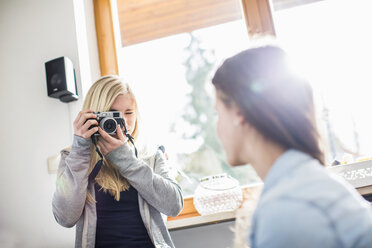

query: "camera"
left=89, top=111, right=125, bottom=136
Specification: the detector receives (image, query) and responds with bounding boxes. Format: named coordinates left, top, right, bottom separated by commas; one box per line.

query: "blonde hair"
left=83, top=75, right=139, bottom=202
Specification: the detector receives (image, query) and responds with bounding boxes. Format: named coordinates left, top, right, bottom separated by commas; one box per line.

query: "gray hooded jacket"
left=52, top=135, right=184, bottom=248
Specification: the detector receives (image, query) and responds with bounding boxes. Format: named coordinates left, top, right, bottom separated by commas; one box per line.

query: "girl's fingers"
left=116, top=125, right=126, bottom=141
left=77, top=112, right=97, bottom=128
left=74, top=110, right=92, bottom=124
left=97, top=138, right=105, bottom=147
left=73, top=111, right=83, bottom=126
left=81, top=119, right=98, bottom=132
left=84, top=126, right=98, bottom=138
left=96, top=126, right=127, bottom=155
left=98, top=127, right=115, bottom=142
left=98, top=136, right=110, bottom=146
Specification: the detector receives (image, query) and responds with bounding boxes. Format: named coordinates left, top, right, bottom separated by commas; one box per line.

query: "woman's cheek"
left=216, top=118, right=224, bottom=142
left=126, top=116, right=136, bottom=132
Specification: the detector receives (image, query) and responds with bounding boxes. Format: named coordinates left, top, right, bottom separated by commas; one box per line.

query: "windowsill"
left=167, top=163, right=372, bottom=231
left=167, top=210, right=236, bottom=231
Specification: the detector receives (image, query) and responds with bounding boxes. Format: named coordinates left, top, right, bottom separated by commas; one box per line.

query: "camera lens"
left=100, top=118, right=117, bottom=134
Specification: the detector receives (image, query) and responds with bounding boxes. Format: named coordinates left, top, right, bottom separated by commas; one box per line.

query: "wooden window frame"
left=93, top=0, right=275, bottom=221
left=93, top=0, right=119, bottom=75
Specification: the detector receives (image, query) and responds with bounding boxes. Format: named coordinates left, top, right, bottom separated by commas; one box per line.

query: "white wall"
left=0, top=0, right=99, bottom=247
left=0, top=1, right=235, bottom=247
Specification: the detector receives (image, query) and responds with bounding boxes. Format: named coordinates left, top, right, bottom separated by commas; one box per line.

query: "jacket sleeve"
left=52, top=135, right=92, bottom=228
left=105, top=143, right=184, bottom=217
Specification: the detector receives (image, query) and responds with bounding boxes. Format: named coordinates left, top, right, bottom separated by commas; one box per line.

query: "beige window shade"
left=117, top=0, right=243, bottom=47
left=94, top=0, right=276, bottom=74
left=115, top=0, right=320, bottom=47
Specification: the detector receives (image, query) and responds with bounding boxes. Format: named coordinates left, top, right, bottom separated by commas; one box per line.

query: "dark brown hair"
left=212, top=46, right=324, bottom=165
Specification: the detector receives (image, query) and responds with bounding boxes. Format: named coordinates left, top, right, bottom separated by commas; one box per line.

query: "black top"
left=94, top=183, right=154, bottom=248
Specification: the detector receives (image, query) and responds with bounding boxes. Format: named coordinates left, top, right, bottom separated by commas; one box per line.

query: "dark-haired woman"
left=212, top=46, right=372, bottom=248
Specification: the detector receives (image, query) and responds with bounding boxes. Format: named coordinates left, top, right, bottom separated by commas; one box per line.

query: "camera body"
left=90, top=111, right=125, bottom=136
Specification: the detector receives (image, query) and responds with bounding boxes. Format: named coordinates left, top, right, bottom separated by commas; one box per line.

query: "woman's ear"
left=233, top=119, right=239, bottom=126
left=234, top=108, right=246, bottom=127
left=235, top=108, right=258, bottom=138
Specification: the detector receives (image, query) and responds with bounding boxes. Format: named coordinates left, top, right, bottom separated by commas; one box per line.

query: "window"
left=118, top=19, right=262, bottom=196
left=92, top=0, right=289, bottom=220
left=101, top=0, right=275, bottom=198
left=273, top=0, right=372, bottom=163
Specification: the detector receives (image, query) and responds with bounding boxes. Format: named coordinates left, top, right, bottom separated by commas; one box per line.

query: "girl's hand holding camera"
left=73, top=110, right=99, bottom=138
left=73, top=110, right=128, bottom=156
left=97, top=125, right=127, bottom=156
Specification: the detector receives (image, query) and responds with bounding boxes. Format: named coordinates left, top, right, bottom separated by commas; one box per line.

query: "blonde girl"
left=52, top=75, right=183, bottom=248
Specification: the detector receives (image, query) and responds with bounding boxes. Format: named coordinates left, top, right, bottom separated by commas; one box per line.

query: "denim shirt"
left=250, top=149, right=372, bottom=248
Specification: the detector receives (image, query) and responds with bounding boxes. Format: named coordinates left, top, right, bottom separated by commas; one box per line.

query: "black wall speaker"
left=45, top=56, right=78, bottom=103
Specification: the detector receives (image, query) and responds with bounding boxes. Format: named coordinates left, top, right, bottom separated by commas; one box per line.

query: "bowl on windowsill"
left=193, top=173, right=243, bottom=216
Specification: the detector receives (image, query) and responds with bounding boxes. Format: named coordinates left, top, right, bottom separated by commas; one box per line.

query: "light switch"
left=47, top=153, right=61, bottom=174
